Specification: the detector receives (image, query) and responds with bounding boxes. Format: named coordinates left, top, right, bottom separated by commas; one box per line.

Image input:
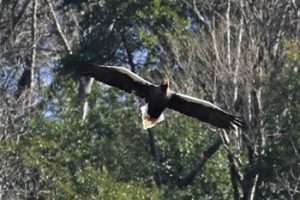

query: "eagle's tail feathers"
left=140, top=104, right=165, bottom=129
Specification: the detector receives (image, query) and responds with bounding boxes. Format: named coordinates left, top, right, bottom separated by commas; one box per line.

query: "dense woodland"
left=0, top=0, right=300, bottom=199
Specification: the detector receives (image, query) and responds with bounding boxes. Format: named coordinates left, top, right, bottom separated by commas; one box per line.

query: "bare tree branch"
left=228, top=154, right=242, bottom=200
left=45, top=0, right=72, bottom=54
left=226, top=0, right=231, bottom=68
left=147, top=129, right=163, bottom=186
left=30, top=0, right=38, bottom=93
left=12, top=0, right=31, bottom=30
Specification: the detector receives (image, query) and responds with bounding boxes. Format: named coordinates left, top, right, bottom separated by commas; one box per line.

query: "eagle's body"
left=140, top=83, right=172, bottom=129
left=75, top=62, right=245, bottom=130
left=147, top=84, right=171, bottom=118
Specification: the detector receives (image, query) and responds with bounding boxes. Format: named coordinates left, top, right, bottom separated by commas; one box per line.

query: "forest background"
left=0, top=0, right=300, bottom=199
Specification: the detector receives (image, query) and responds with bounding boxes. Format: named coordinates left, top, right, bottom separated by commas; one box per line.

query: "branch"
left=226, top=0, right=231, bottom=68
left=183, top=0, right=210, bottom=27
left=248, top=174, right=259, bottom=200
left=12, top=0, right=31, bottom=30
left=177, top=137, right=223, bottom=187
left=46, top=0, right=94, bottom=121
left=147, top=129, right=164, bottom=186
left=79, top=78, right=94, bottom=121
left=15, top=59, right=31, bottom=98
left=45, top=0, right=72, bottom=54
left=228, top=153, right=243, bottom=200
left=30, top=0, right=38, bottom=93
left=121, top=32, right=136, bottom=72
left=233, top=0, right=244, bottom=105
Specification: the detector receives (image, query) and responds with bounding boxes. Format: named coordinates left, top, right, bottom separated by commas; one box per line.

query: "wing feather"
left=168, top=92, right=245, bottom=129
left=78, top=63, right=155, bottom=99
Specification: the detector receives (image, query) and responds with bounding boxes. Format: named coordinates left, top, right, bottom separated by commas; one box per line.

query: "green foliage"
left=7, top=86, right=160, bottom=199
left=61, top=0, right=188, bottom=65
left=260, top=40, right=300, bottom=199
left=3, top=0, right=299, bottom=199
left=265, top=40, right=300, bottom=134
left=0, top=75, right=233, bottom=199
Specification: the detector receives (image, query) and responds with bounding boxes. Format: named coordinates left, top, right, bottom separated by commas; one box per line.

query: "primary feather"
left=79, top=63, right=155, bottom=99
left=168, top=92, right=245, bottom=129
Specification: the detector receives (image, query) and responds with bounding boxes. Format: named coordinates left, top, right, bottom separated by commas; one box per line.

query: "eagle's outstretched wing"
left=78, top=63, right=155, bottom=99
left=168, top=92, right=245, bottom=129
left=73, top=62, right=244, bottom=129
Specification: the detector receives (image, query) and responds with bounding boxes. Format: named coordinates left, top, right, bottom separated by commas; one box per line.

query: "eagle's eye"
left=160, top=80, right=169, bottom=92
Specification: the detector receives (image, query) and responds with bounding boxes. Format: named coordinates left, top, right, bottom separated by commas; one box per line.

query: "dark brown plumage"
left=77, top=63, right=245, bottom=130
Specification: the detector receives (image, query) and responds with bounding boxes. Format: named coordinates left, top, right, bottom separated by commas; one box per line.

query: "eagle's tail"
left=140, top=104, right=165, bottom=129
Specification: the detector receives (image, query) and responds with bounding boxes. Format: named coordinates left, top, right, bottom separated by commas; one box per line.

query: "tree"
left=162, top=0, right=300, bottom=199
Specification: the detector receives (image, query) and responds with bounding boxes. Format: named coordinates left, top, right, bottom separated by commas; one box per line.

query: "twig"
left=45, top=0, right=72, bottom=54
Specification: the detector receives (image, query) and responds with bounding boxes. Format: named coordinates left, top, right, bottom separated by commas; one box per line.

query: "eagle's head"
left=160, top=77, right=170, bottom=92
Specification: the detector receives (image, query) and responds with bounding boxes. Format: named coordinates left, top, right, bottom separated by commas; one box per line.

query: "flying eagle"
left=76, top=63, right=244, bottom=130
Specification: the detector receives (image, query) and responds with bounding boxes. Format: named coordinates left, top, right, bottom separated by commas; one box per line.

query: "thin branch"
left=80, top=78, right=94, bottom=121
left=121, top=32, right=136, bottom=72
left=248, top=174, right=259, bottom=200
left=226, top=0, right=231, bottom=68
left=45, top=0, right=72, bottom=54
left=183, top=0, right=210, bottom=27
left=210, top=19, right=222, bottom=69
left=12, top=0, right=31, bottom=30
left=30, top=0, right=38, bottom=92
left=228, top=154, right=242, bottom=200
left=46, top=0, right=93, bottom=121
left=147, top=129, right=163, bottom=186
left=234, top=2, right=244, bottom=103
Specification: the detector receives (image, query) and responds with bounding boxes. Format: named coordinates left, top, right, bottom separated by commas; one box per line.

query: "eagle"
left=75, top=62, right=245, bottom=130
